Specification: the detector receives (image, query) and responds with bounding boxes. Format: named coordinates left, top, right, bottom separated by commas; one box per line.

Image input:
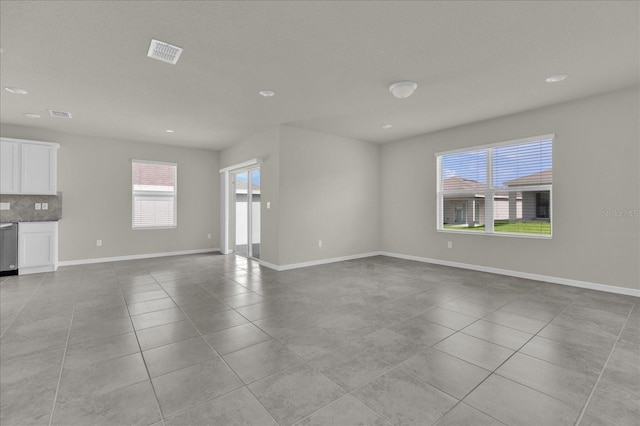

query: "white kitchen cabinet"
left=0, top=138, right=59, bottom=195
left=19, top=222, right=58, bottom=274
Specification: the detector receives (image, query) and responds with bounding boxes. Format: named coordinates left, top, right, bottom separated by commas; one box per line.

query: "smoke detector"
left=48, top=109, right=72, bottom=119
left=389, top=81, right=418, bottom=99
left=147, top=39, right=183, bottom=65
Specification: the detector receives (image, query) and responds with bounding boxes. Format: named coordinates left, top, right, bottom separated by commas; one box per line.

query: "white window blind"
left=437, top=135, right=553, bottom=237
left=132, top=160, right=177, bottom=229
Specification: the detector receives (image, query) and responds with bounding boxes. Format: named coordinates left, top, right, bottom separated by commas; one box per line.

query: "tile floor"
left=1, top=253, right=638, bottom=426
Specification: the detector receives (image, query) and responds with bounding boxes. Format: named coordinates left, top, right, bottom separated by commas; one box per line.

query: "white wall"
left=0, top=125, right=219, bottom=262
left=381, top=88, right=640, bottom=291
left=278, top=126, right=380, bottom=265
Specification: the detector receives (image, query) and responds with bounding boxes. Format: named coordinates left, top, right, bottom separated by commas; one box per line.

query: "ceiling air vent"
left=147, top=39, right=183, bottom=65
left=48, top=109, right=72, bottom=119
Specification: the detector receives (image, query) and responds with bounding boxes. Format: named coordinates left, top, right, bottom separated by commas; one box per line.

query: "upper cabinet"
left=0, top=138, right=59, bottom=195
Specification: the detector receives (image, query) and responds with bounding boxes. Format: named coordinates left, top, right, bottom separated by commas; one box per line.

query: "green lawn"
left=444, top=221, right=551, bottom=235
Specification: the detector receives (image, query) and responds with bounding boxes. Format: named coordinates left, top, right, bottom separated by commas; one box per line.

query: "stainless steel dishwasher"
left=0, top=223, right=18, bottom=276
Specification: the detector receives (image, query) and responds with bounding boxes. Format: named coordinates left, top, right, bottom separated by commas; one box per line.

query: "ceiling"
left=1, top=1, right=638, bottom=151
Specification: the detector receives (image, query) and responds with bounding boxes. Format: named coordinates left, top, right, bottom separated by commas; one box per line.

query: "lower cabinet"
left=19, top=222, right=58, bottom=274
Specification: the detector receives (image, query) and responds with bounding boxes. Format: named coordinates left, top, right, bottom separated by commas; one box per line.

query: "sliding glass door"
left=233, top=168, right=260, bottom=259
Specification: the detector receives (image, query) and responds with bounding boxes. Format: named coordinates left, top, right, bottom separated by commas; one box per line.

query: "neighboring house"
left=442, top=176, right=522, bottom=226
left=504, top=168, right=552, bottom=221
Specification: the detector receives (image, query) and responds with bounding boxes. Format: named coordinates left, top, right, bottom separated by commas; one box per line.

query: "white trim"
left=131, top=159, right=177, bottom=167
left=434, top=133, right=555, bottom=157
left=58, top=248, right=220, bottom=267
left=259, top=252, right=383, bottom=271
left=379, top=251, right=640, bottom=297
left=219, top=157, right=262, bottom=174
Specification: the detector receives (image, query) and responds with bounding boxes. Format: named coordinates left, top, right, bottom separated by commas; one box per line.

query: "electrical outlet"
left=35, top=203, right=42, bottom=210
left=266, top=201, right=271, bottom=209
left=447, top=241, right=452, bottom=249
left=318, top=240, right=323, bottom=248
left=42, top=203, right=48, bottom=210
left=0, top=202, right=9, bottom=210
left=207, top=234, right=212, bottom=239
left=96, top=240, right=102, bottom=247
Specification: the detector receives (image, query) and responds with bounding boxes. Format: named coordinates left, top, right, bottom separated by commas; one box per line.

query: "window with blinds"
left=132, top=160, right=177, bottom=229
left=436, top=135, right=553, bottom=237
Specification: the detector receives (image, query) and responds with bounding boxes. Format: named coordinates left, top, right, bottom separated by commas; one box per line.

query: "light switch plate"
left=35, top=203, right=42, bottom=210
left=0, top=202, right=9, bottom=210
left=42, top=203, right=48, bottom=210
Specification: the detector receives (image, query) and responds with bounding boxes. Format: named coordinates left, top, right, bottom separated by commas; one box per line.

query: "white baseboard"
left=259, top=252, right=383, bottom=272
left=58, top=248, right=220, bottom=267
left=380, top=251, right=640, bottom=297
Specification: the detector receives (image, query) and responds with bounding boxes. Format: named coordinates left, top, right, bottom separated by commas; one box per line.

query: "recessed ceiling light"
left=23, top=113, right=41, bottom=118
left=165, top=129, right=175, bottom=133
left=4, top=87, right=28, bottom=95
left=389, top=81, right=417, bottom=99
left=382, top=124, right=393, bottom=129
left=546, top=74, right=568, bottom=83
left=259, top=90, right=275, bottom=97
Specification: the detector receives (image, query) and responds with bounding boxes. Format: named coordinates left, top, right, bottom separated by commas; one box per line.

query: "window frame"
left=436, top=134, right=553, bottom=239
left=131, top=159, right=178, bottom=230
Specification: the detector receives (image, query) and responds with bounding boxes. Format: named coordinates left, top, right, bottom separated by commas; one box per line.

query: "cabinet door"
left=0, top=141, right=21, bottom=193
left=21, top=144, right=56, bottom=194
left=19, top=230, right=55, bottom=268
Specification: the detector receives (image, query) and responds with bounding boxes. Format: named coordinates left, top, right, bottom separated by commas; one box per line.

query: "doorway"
left=232, top=167, right=261, bottom=259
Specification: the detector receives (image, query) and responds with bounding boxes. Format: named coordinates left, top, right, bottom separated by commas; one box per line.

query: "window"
left=132, top=160, right=177, bottom=229
left=437, top=134, right=552, bottom=237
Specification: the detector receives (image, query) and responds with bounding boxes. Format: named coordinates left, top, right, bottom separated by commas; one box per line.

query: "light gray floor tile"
left=497, top=352, right=597, bottom=408
left=461, top=320, right=533, bottom=350
left=296, top=394, right=389, bottom=426
left=152, top=357, right=243, bottom=418
left=580, top=378, right=640, bottom=426
left=483, top=310, right=547, bottom=334
left=520, top=336, right=610, bottom=376
left=127, top=297, right=177, bottom=315
left=249, top=363, right=345, bottom=425
left=435, top=333, right=514, bottom=371
left=320, top=350, right=392, bottom=392
left=204, top=322, right=271, bottom=355
left=352, top=368, right=457, bottom=426
left=124, top=289, right=170, bottom=304
left=135, top=319, right=200, bottom=351
left=0, top=345, right=65, bottom=385
left=63, top=331, right=139, bottom=370
left=52, top=380, right=161, bottom=426
left=131, top=307, right=186, bottom=330
left=435, top=403, right=505, bottom=426
left=0, top=371, right=59, bottom=426
left=68, top=315, right=133, bottom=345
left=400, top=347, right=491, bottom=399
left=56, top=353, right=148, bottom=405
left=419, top=307, right=478, bottom=330
left=389, top=317, right=455, bottom=346
left=223, top=339, right=303, bottom=384
left=464, top=374, right=579, bottom=426
left=441, top=299, right=496, bottom=318
left=165, top=387, right=277, bottom=426
left=223, top=292, right=265, bottom=308
left=186, top=308, right=249, bottom=334
left=359, top=328, right=426, bottom=365
left=143, top=336, right=219, bottom=377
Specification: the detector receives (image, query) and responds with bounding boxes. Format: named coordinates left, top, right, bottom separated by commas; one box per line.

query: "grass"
left=444, top=221, right=551, bottom=235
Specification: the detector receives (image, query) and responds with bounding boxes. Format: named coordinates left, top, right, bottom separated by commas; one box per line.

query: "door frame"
left=219, top=158, right=262, bottom=255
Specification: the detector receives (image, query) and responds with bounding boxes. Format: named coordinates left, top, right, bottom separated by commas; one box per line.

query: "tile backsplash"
left=0, top=192, right=62, bottom=222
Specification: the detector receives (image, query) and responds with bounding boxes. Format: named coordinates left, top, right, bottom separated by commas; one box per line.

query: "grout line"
left=0, top=273, right=47, bottom=339
left=573, top=300, right=636, bottom=426
left=47, top=269, right=81, bottom=426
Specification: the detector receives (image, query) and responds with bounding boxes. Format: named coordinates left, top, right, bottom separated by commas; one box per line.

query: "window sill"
left=437, top=229, right=552, bottom=239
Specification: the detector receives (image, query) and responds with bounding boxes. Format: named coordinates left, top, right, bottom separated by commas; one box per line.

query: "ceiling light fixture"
left=4, top=87, right=28, bottom=95
left=165, top=129, right=175, bottom=133
left=382, top=124, right=393, bottom=129
left=23, top=113, right=41, bottom=118
left=389, top=81, right=417, bottom=99
left=259, top=90, right=275, bottom=97
left=545, top=74, right=568, bottom=83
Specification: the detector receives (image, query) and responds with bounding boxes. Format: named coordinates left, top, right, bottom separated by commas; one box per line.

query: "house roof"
left=443, top=176, right=485, bottom=191
left=505, top=169, right=552, bottom=186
